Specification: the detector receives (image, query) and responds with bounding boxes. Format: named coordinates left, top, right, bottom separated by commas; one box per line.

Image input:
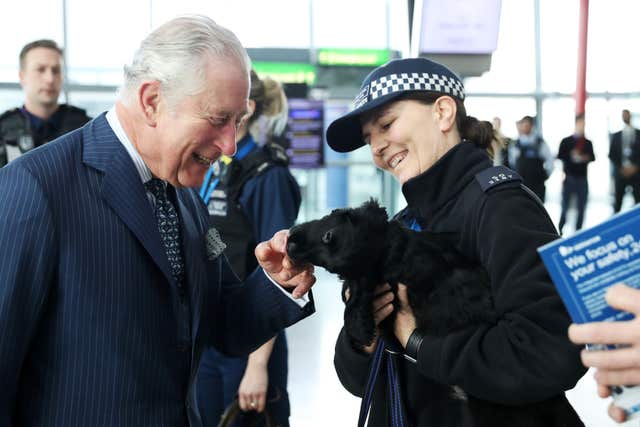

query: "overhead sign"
left=286, top=99, right=324, bottom=169
left=317, top=48, right=392, bottom=67
left=253, top=62, right=316, bottom=85
left=414, top=0, right=502, bottom=55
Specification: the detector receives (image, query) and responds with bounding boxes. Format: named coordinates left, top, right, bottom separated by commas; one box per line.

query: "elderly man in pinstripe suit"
left=0, top=15, right=315, bottom=427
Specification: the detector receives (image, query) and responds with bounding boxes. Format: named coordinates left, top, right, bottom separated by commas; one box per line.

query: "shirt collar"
left=519, top=133, right=536, bottom=144
left=106, top=106, right=153, bottom=184
left=21, top=105, right=61, bottom=132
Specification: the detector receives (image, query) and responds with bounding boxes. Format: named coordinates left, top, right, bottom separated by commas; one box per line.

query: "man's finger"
left=608, top=402, right=627, bottom=423
left=581, top=346, right=640, bottom=369
left=606, top=284, right=640, bottom=314
left=291, top=270, right=316, bottom=299
left=597, top=383, right=611, bottom=398
left=255, top=241, right=283, bottom=274
left=270, top=229, right=289, bottom=252
left=594, top=368, right=640, bottom=386
left=569, top=321, right=640, bottom=345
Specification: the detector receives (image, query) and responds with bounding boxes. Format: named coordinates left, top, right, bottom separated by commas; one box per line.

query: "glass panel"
left=312, top=0, right=388, bottom=49
left=464, top=96, right=536, bottom=139
left=539, top=0, right=579, bottom=93
left=388, top=0, right=410, bottom=54
left=0, top=89, right=28, bottom=113
left=348, top=164, right=383, bottom=206
left=151, top=0, right=311, bottom=48
left=463, top=0, right=536, bottom=93
left=587, top=0, right=640, bottom=92
left=0, top=0, right=64, bottom=82
left=66, top=90, right=119, bottom=118
left=66, top=0, right=150, bottom=85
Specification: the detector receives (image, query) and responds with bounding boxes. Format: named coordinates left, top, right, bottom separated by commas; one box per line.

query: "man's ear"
left=138, top=81, right=163, bottom=126
left=433, top=96, right=457, bottom=132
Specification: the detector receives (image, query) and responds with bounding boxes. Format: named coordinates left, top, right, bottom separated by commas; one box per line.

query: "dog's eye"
left=322, top=230, right=333, bottom=245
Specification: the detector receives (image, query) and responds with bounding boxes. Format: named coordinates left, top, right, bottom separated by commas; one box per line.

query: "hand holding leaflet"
left=569, top=284, right=640, bottom=423
left=538, top=205, right=640, bottom=422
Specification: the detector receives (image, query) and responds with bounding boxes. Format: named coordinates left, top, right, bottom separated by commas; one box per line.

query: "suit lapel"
left=174, top=190, right=206, bottom=343
left=82, top=114, right=175, bottom=285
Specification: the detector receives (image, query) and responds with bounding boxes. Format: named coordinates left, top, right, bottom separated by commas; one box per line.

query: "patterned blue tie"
left=145, top=178, right=185, bottom=284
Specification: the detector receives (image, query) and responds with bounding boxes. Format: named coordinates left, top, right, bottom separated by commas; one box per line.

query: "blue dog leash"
left=357, top=338, right=409, bottom=427
left=358, top=338, right=385, bottom=426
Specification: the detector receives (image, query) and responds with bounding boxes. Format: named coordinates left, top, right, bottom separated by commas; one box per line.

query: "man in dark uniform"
left=0, top=39, right=90, bottom=167
left=508, top=115, right=554, bottom=202
left=609, top=109, right=640, bottom=213
left=557, top=114, right=595, bottom=234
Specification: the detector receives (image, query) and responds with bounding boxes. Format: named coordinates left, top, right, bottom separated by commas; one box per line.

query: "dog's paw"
left=344, top=307, right=376, bottom=348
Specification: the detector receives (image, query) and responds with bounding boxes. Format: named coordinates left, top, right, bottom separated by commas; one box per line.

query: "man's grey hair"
left=121, top=15, right=250, bottom=106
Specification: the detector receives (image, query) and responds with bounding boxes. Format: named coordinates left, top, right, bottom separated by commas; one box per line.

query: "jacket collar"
left=401, top=141, right=491, bottom=222
left=82, top=113, right=176, bottom=285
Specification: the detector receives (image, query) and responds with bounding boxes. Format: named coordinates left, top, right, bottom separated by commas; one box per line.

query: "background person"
left=327, top=57, right=586, bottom=426
left=508, top=115, right=554, bottom=202
left=197, top=72, right=300, bottom=426
left=0, top=15, right=315, bottom=427
left=490, top=116, right=510, bottom=167
left=557, top=113, right=595, bottom=234
left=609, top=109, right=640, bottom=213
left=0, top=39, right=90, bottom=167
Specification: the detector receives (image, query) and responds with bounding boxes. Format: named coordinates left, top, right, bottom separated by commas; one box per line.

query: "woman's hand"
left=238, top=360, right=269, bottom=413
left=359, top=283, right=395, bottom=354
left=394, top=284, right=417, bottom=348
left=237, top=338, right=276, bottom=413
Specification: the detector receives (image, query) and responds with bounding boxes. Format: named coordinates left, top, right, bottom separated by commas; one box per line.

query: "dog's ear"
left=361, top=199, right=388, bottom=222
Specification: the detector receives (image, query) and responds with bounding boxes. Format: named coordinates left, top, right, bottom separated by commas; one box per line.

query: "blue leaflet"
left=538, top=205, right=640, bottom=324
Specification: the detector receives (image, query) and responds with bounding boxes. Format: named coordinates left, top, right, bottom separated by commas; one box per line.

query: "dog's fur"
left=286, top=200, right=582, bottom=427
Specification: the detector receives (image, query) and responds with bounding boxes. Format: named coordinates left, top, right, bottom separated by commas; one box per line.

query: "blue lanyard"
left=358, top=339, right=408, bottom=427
left=199, top=140, right=256, bottom=205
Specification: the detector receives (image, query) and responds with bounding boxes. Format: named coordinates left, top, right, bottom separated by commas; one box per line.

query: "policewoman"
left=328, top=58, right=586, bottom=426
left=197, top=71, right=301, bottom=426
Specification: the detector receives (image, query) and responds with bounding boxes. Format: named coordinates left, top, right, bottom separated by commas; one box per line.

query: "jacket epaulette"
left=225, top=143, right=290, bottom=202
left=61, top=104, right=89, bottom=117
left=475, top=165, right=547, bottom=209
left=0, top=108, right=23, bottom=123
left=474, top=165, right=522, bottom=193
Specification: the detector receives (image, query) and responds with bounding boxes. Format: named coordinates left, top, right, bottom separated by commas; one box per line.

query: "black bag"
left=218, top=388, right=285, bottom=427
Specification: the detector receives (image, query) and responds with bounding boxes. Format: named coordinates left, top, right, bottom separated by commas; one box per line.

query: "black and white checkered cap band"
left=353, top=72, right=465, bottom=109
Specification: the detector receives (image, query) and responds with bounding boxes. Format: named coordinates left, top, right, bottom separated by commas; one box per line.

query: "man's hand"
left=568, top=283, right=640, bottom=423
left=255, top=229, right=315, bottom=299
left=621, top=165, right=639, bottom=178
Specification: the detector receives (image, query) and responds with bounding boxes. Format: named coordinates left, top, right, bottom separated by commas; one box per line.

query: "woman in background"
left=197, top=71, right=300, bottom=427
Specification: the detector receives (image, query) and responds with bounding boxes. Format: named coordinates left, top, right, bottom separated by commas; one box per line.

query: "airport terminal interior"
left=2, top=0, right=640, bottom=426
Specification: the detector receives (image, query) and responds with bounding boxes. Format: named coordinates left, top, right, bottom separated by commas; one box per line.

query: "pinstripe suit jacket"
left=0, top=114, right=314, bottom=427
